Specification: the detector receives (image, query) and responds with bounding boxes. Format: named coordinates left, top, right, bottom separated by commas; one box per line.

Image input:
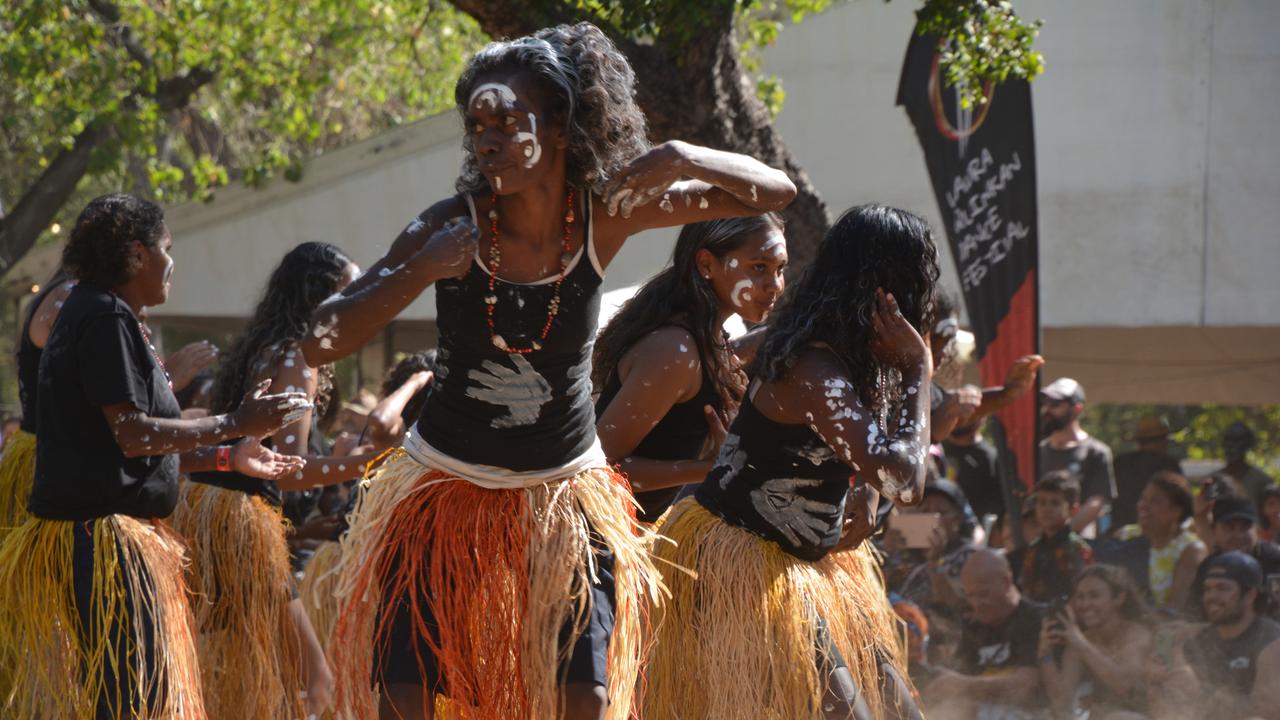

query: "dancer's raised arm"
left=301, top=196, right=478, bottom=365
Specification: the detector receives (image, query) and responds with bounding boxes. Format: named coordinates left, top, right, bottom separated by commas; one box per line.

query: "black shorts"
left=71, top=520, right=161, bottom=720
left=374, top=531, right=616, bottom=691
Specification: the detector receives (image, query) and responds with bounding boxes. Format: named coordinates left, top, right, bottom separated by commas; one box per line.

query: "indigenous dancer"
left=171, top=241, right=374, bottom=718
left=644, top=205, right=938, bottom=720
left=0, top=271, right=74, bottom=530
left=302, top=22, right=796, bottom=719
left=0, top=192, right=309, bottom=719
left=593, top=214, right=787, bottom=523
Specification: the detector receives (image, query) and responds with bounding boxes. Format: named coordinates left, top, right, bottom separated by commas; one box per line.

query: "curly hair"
left=750, top=204, right=939, bottom=422
left=594, top=214, right=784, bottom=409
left=62, top=193, right=166, bottom=288
left=211, top=242, right=353, bottom=418
left=454, top=22, right=649, bottom=195
left=381, top=350, right=438, bottom=425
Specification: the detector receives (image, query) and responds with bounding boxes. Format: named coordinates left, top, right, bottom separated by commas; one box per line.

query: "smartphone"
left=893, top=512, right=942, bottom=549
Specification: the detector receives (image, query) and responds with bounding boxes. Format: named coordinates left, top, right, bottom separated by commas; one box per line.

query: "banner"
left=897, top=30, right=1041, bottom=503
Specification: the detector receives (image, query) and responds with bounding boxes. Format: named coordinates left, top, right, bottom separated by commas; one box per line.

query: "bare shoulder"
left=621, top=325, right=703, bottom=391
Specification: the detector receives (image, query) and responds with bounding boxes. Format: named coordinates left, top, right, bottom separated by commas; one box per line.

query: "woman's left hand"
left=231, top=436, right=306, bottom=480
left=835, top=484, right=879, bottom=552
left=603, top=141, right=687, bottom=218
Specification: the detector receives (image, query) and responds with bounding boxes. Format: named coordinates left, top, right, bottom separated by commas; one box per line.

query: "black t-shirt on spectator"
left=956, top=598, right=1045, bottom=675
left=1111, top=449, right=1181, bottom=528
left=944, top=438, right=1003, bottom=518
left=1040, top=437, right=1117, bottom=505
left=28, top=284, right=181, bottom=521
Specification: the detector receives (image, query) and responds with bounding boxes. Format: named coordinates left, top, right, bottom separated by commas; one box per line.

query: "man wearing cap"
left=1111, top=416, right=1182, bottom=530
left=1039, top=378, right=1116, bottom=537
left=1143, top=553, right=1280, bottom=720
left=1186, top=496, right=1280, bottom=621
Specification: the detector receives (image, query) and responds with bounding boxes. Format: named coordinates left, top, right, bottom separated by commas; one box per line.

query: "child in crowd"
left=1011, top=471, right=1094, bottom=603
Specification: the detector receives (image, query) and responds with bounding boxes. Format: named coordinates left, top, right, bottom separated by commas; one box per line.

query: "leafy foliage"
left=0, top=0, right=486, bottom=242
left=1089, top=403, right=1280, bottom=476
left=915, top=0, right=1044, bottom=109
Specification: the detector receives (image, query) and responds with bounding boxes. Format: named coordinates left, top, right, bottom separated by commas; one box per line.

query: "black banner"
left=897, top=29, right=1041, bottom=500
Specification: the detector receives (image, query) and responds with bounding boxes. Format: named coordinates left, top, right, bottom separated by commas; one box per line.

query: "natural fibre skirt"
left=0, top=513, right=205, bottom=719
left=642, top=498, right=911, bottom=720
left=329, top=449, right=664, bottom=720
left=0, top=429, right=37, bottom=531
left=170, top=480, right=305, bottom=719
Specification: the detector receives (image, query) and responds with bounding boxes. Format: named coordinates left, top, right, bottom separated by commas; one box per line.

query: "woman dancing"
left=593, top=214, right=787, bottom=523
left=171, top=241, right=375, bottom=718
left=644, top=205, right=937, bottom=720
left=301, top=22, right=795, bottom=720
left=0, top=192, right=308, bottom=719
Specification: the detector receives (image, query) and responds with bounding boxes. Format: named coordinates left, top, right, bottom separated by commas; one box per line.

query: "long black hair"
left=751, top=204, right=939, bottom=420
left=594, top=214, right=784, bottom=408
left=211, top=242, right=353, bottom=416
left=454, top=22, right=649, bottom=195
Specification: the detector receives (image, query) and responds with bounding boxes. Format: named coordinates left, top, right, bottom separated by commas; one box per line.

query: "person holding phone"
left=1038, top=564, right=1152, bottom=718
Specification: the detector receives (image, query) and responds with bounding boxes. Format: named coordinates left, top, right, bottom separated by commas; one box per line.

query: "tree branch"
left=85, top=0, right=154, bottom=70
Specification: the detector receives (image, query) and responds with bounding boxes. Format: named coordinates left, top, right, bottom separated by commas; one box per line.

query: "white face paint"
left=469, top=82, right=517, bottom=113
left=162, top=254, right=175, bottom=286
left=760, top=234, right=786, bottom=256
left=514, top=112, right=542, bottom=168
left=730, top=278, right=754, bottom=308
left=727, top=258, right=739, bottom=268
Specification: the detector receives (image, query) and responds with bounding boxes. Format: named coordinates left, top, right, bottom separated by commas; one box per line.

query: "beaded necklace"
left=483, top=189, right=576, bottom=354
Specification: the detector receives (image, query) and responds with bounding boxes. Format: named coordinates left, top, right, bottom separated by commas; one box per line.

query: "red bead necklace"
left=483, top=189, right=576, bottom=354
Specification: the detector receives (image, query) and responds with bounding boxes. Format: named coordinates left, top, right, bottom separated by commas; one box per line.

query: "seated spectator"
left=887, top=480, right=979, bottom=612
left=1186, top=495, right=1280, bottom=621
left=1008, top=471, right=1094, bottom=604
left=1134, top=553, right=1280, bottom=720
left=1037, top=564, right=1152, bottom=718
left=1260, top=485, right=1280, bottom=544
left=924, top=549, right=1045, bottom=720
left=1101, top=471, right=1206, bottom=609
left=1111, top=415, right=1181, bottom=530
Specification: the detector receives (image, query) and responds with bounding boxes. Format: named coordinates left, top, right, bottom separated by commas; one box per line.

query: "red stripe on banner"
left=978, top=271, right=1038, bottom=488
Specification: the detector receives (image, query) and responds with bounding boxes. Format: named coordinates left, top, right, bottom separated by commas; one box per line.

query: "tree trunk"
left=0, top=121, right=107, bottom=273
left=448, top=0, right=830, bottom=274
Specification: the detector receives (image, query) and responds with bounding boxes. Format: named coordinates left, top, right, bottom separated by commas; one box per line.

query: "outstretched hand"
left=231, top=436, right=306, bottom=480
left=230, top=380, right=313, bottom=438
left=1003, top=354, right=1045, bottom=397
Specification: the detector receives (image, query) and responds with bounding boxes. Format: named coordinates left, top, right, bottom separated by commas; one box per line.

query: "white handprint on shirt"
left=750, top=477, right=840, bottom=546
left=465, top=354, right=552, bottom=429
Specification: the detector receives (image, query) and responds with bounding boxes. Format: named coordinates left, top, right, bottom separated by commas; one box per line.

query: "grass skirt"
left=300, top=539, right=344, bottom=655
left=643, top=498, right=910, bottom=720
left=330, top=449, right=663, bottom=720
left=0, top=430, right=36, bottom=531
left=170, top=480, right=305, bottom=719
left=0, top=514, right=205, bottom=718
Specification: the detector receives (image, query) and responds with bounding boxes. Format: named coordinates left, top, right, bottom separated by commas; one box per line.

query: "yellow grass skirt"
left=330, top=449, right=664, bottom=720
left=170, top=480, right=305, bottom=719
left=0, top=430, right=36, bottom=531
left=0, top=514, right=205, bottom=718
left=643, top=498, right=910, bottom=720
left=300, top=538, right=344, bottom=655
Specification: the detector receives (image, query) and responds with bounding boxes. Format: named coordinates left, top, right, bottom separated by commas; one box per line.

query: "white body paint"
left=659, top=193, right=674, bottom=213
left=698, top=196, right=709, bottom=209
left=730, top=279, right=754, bottom=308
left=495, top=175, right=502, bottom=192
left=469, top=82, right=517, bottom=112
left=514, top=112, right=542, bottom=168
left=750, top=184, right=758, bottom=202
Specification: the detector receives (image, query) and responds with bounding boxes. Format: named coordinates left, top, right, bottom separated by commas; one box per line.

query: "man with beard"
left=1141, top=553, right=1280, bottom=720
left=1186, top=496, right=1280, bottom=621
left=1038, top=378, right=1115, bottom=537
left=1219, top=422, right=1277, bottom=512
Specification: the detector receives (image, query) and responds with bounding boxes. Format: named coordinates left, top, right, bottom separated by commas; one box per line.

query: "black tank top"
left=695, top=389, right=852, bottom=561
left=416, top=194, right=603, bottom=471
left=595, top=357, right=721, bottom=523
left=1187, top=616, right=1280, bottom=697
left=16, top=282, right=65, bottom=433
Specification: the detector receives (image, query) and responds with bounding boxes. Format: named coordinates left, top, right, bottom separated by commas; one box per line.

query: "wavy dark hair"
left=211, top=242, right=353, bottom=417
left=62, top=193, right=166, bottom=288
left=381, top=350, right=438, bottom=425
left=454, top=22, right=649, bottom=195
left=594, top=214, right=784, bottom=407
left=751, top=204, right=939, bottom=420
left=1072, top=563, right=1148, bottom=622
left=1144, top=470, right=1194, bottom=523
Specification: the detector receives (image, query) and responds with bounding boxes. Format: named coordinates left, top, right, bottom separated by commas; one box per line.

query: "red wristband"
left=216, top=445, right=232, bottom=472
